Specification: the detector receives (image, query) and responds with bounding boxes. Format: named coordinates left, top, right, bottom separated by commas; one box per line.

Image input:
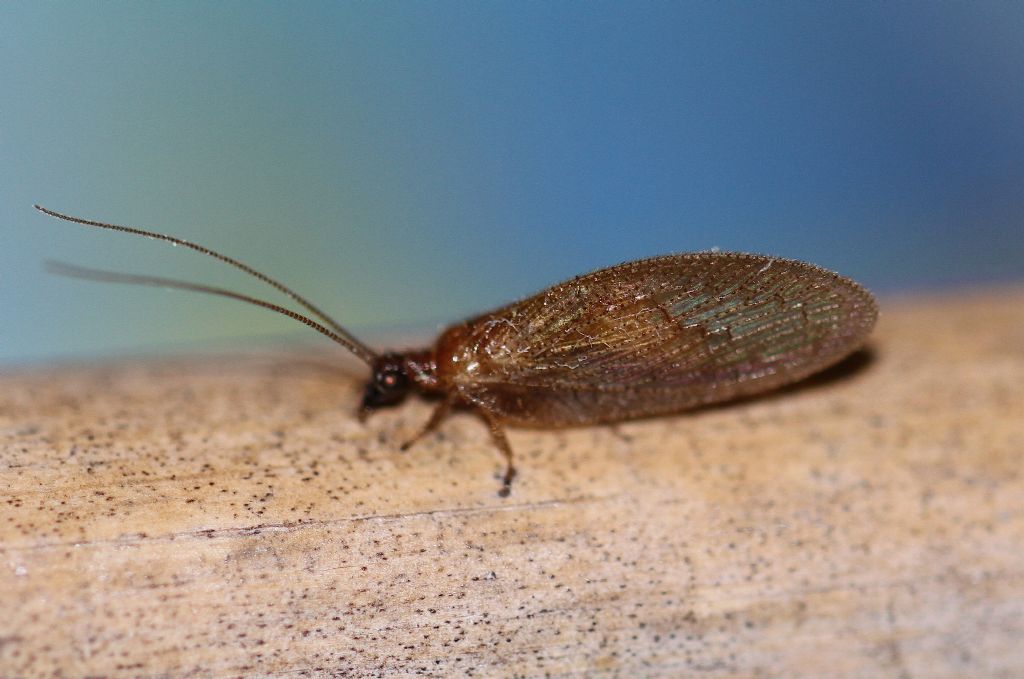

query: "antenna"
left=34, top=205, right=378, bottom=365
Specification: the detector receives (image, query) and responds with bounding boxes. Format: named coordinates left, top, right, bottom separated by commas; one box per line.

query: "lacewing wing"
left=35, top=206, right=878, bottom=496
left=438, top=254, right=877, bottom=426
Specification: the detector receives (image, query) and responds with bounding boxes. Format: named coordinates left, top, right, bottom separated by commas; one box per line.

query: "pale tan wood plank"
left=1, top=286, right=1022, bottom=677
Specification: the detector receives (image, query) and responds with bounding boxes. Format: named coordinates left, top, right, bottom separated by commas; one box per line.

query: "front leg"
left=400, top=394, right=456, bottom=451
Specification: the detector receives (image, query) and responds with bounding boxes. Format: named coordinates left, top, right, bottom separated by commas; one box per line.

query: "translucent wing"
left=456, top=253, right=877, bottom=426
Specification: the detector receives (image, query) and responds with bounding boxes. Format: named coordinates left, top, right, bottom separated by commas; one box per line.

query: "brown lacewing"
left=34, top=205, right=877, bottom=496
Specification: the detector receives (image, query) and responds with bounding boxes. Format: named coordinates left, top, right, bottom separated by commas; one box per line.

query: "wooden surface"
left=1, top=286, right=1022, bottom=677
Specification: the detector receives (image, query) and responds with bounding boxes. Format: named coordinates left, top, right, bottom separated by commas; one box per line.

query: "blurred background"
left=3, top=2, right=1023, bottom=364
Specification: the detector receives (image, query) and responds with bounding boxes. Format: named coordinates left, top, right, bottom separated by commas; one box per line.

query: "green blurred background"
left=3, top=2, right=1023, bottom=363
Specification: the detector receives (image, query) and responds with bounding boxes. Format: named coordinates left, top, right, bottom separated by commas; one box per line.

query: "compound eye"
left=377, top=366, right=407, bottom=393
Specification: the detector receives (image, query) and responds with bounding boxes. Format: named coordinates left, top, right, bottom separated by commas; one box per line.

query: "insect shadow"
left=605, top=346, right=877, bottom=440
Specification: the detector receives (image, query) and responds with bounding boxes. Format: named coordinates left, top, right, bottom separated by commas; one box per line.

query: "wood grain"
left=1, top=286, right=1022, bottom=677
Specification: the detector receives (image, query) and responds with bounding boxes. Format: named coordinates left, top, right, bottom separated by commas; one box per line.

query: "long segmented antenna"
left=45, top=261, right=376, bottom=354
left=34, top=205, right=378, bottom=365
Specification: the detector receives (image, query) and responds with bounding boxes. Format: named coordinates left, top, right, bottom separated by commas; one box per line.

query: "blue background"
left=3, top=3, right=1023, bottom=363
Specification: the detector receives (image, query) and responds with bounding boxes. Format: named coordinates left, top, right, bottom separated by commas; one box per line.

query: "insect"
left=35, top=205, right=877, bottom=496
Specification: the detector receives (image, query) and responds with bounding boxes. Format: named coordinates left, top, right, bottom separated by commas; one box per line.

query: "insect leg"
left=480, top=412, right=517, bottom=498
left=399, top=395, right=456, bottom=452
